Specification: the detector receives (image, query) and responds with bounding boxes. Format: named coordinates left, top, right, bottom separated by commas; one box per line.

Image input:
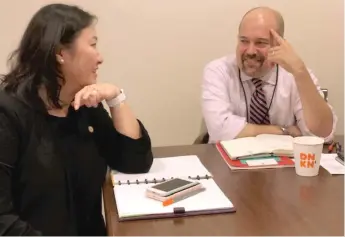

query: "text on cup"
left=300, top=153, right=316, bottom=168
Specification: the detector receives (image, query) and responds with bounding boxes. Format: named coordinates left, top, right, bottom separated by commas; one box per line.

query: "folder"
left=111, top=155, right=236, bottom=221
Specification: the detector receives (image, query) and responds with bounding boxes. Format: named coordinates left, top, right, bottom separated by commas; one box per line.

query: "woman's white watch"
left=106, top=89, right=126, bottom=107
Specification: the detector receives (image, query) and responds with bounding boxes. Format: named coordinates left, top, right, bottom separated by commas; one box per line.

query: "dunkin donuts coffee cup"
left=293, top=136, right=324, bottom=177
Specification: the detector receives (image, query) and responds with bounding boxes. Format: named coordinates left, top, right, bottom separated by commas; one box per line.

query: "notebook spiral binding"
left=115, top=174, right=212, bottom=185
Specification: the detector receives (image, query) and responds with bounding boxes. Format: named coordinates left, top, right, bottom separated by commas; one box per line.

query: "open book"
left=111, top=155, right=235, bottom=221
left=218, top=134, right=294, bottom=160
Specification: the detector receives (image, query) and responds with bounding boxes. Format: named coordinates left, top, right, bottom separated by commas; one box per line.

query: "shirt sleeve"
left=293, top=69, right=338, bottom=143
left=202, top=65, right=247, bottom=143
left=88, top=104, right=153, bottom=173
left=0, top=112, right=42, bottom=236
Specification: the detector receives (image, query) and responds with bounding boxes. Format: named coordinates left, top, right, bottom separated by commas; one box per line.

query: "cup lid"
left=293, top=136, right=324, bottom=145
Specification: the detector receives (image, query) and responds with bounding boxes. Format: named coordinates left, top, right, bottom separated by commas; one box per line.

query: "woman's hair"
left=0, top=4, right=96, bottom=109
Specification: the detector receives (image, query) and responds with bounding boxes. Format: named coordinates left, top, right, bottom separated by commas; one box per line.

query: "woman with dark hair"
left=0, top=3, right=153, bottom=236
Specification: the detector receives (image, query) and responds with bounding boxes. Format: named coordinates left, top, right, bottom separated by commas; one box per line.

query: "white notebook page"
left=220, top=137, right=266, bottom=157
left=221, top=134, right=293, bottom=158
left=112, top=155, right=211, bottom=183
left=114, top=179, right=233, bottom=218
left=255, top=134, right=293, bottom=151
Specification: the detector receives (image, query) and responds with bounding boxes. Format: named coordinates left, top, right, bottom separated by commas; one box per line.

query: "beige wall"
left=0, top=0, right=343, bottom=147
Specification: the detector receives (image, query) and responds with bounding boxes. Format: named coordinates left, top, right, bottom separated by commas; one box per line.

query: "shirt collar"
left=239, top=65, right=278, bottom=86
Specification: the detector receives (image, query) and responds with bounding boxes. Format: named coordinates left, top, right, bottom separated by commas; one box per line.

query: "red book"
left=216, top=142, right=295, bottom=170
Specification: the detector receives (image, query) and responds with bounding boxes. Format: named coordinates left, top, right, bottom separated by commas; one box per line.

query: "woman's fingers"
left=74, top=87, right=101, bottom=109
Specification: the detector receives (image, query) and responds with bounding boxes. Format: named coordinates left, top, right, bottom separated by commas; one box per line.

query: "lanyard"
left=238, top=66, right=279, bottom=124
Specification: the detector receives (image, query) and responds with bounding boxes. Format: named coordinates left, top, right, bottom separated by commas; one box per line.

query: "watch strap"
left=106, top=89, right=126, bottom=107
left=280, top=127, right=289, bottom=135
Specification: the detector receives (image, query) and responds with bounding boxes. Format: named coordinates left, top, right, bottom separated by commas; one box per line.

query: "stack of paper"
left=320, top=153, right=345, bottom=175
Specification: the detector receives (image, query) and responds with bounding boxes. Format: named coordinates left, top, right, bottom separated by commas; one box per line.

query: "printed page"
left=114, top=179, right=234, bottom=219
left=320, top=153, right=345, bottom=175
left=112, top=155, right=211, bottom=183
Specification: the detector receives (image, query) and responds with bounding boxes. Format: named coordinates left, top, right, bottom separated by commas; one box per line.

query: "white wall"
left=0, top=0, right=343, bottom=147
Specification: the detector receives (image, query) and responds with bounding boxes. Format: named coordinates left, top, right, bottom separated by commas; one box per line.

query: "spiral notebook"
left=111, top=155, right=235, bottom=221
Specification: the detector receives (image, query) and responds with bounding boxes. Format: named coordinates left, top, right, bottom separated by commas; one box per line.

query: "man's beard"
left=241, top=53, right=266, bottom=77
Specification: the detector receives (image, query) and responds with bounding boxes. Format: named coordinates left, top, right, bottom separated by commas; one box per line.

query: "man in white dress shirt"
left=202, top=7, right=337, bottom=143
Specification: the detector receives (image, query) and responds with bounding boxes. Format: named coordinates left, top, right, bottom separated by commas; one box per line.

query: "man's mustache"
left=242, top=54, right=265, bottom=62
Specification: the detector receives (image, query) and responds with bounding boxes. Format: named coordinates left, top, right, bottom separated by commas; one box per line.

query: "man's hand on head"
left=267, top=29, right=306, bottom=75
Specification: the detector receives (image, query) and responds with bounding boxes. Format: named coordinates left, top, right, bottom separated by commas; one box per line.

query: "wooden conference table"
left=103, top=136, right=344, bottom=236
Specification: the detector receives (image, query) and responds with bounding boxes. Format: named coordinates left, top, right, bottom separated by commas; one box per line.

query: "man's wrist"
left=280, top=126, right=289, bottom=135
left=291, top=64, right=308, bottom=78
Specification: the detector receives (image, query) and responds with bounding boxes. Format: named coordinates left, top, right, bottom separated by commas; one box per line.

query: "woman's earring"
left=60, top=58, right=64, bottom=63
